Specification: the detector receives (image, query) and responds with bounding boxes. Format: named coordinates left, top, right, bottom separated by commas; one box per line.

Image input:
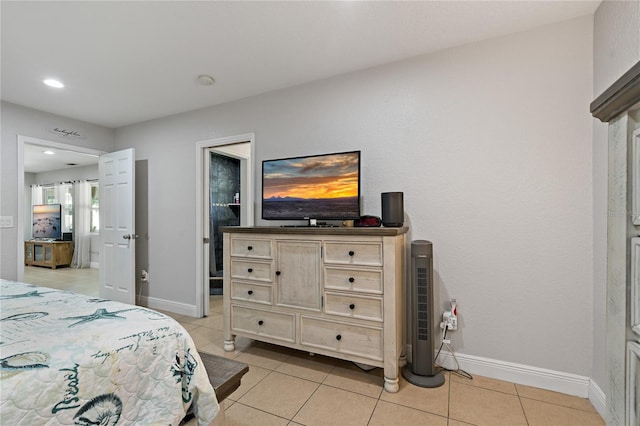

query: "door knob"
left=123, top=234, right=138, bottom=240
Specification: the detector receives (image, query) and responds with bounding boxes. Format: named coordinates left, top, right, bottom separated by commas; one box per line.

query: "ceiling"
left=23, top=143, right=100, bottom=174
left=2, top=1, right=601, bottom=129
left=5, top=1, right=600, bottom=172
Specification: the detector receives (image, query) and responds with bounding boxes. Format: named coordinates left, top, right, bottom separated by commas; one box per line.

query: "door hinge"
left=321, top=296, right=324, bottom=307
left=203, top=237, right=210, bottom=244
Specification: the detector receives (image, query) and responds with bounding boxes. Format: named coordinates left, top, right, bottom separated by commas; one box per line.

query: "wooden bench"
left=181, top=352, right=249, bottom=425
left=198, top=352, right=249, bottom=402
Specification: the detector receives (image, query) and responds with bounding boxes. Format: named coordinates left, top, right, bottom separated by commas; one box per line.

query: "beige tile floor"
left=22, top=266, right=605, bottom=426
left=23, top=265, right=99, bottom=297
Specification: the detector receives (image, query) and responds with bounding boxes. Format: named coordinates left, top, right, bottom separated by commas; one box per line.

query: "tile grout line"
left=515, top=383, right=531, bottom=426
left=227, top=400, right=292, bottom=424
left=287, top=378, right=323, bottom=423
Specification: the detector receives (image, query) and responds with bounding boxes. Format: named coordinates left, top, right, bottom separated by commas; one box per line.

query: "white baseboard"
left=90, top=262, right=99, bottom=269
left=588, top=378, right=608, bottom=422
left=437, top=351, right=591, bottom=398
left=137, top=295, right=199, bottom=317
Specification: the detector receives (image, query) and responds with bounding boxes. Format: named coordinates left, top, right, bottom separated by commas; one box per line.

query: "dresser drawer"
left=231, top=305, right=295, bottom=343
left=230, top=237, right=272, bottom=258
left=324, top=267, right=383, bottom=294
left=300, top=316, right=383, bottom=361
left=324, top=241, right=383, bottom=266
left=230, top=259, right=272, bottom=282
left=324, top=292, right=383, bottom=322
left=231, top=282, right=272, bottom=305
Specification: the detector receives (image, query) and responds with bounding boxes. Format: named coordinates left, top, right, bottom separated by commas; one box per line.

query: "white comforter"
left=0, top=280, right=219, bottom=425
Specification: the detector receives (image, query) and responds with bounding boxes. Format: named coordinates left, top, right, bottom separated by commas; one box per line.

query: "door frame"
left=16, top=135, right=106, bottom=282
left=195, top=133, right=255, bottom=317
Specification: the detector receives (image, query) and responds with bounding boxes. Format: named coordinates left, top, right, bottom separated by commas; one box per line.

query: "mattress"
left=0, top=280, right=219, bottom=425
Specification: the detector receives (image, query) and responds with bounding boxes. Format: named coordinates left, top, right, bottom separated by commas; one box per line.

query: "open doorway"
left=196, top=133, right=254, bottom=317
left=18, top=136, right=104, bottom=296
left=208, top=151, right=242, bottom=295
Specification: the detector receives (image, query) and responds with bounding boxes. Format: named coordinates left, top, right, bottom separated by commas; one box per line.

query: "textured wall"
left=116, top=16, right=594, bottom=376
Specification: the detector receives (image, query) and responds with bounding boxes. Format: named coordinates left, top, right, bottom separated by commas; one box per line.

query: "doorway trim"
left=17, top=135, right=106, bottom=282
left=195, top=133, right=255, bottom=317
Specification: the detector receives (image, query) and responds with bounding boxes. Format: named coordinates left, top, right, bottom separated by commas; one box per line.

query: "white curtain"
left=30, top=185, right=43, bottom=239
left=55, top=184, right=67, bottom=208
left=31, top=185, right=43, bottom=205
left=71, top=180, right=91, bottom=268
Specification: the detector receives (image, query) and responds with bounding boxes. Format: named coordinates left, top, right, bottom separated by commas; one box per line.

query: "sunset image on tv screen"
left=262, top=151, right=360, bottom=219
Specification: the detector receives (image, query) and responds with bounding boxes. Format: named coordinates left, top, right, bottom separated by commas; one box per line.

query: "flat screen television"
left=262, top=150, right=361, bottom=221
left=32, top=204, right=62, bottom=240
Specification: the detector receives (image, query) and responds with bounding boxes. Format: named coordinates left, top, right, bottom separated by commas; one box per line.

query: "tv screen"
left=262, top=150, right=361, bottom=221
left=32, top=204, right=62, bottom=240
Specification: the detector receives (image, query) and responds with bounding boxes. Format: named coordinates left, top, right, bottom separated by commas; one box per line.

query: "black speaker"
left=381, top=192, right=404, bottom=227
left=62, top=232, right=72, bottom=241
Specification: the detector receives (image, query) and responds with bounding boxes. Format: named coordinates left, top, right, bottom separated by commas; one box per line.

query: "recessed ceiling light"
left=197, top=75, right=215, bottom=86
left=43, top=150, right=55, bottom=155
left=43, top=79, right=64, bottom=88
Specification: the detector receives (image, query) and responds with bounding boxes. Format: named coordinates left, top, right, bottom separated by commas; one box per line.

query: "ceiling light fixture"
left=197, top=75, right=215, bottom=86
left=43, top=79, right=64, bottom=88
left=43, top=150, right=55, bottom=155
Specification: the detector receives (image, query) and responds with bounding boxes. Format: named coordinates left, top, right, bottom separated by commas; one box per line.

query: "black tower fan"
left=402, top=240, right=445, bottom=387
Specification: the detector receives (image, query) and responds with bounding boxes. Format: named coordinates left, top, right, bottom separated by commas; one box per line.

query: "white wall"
left=0, top=101, right=115, bottom=278
left=591, top=0, right=640, bottom=395
left=116, top=16, right=594, bottom=376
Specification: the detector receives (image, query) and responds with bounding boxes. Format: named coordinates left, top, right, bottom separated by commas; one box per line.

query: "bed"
left=0, top=280, right=219, bottom=425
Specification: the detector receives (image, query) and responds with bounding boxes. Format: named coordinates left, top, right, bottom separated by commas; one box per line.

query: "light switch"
left=0, top=216, right=14, bottom=228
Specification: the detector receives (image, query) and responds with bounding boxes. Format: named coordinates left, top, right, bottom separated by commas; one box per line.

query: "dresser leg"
left=223, top=339, right=235, bottom=352
left=383, top=376, right=399, bottom=393
left=399, top=351, right=407, bottom=368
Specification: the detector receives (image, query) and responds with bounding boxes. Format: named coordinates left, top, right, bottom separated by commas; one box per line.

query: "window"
left=42, top=184, right=73, bottom=232
left=38, top=182, right=99, bottom=233
left=90, top=182, right=99, bottom=233
left=43, top=187, right=56, bottom=204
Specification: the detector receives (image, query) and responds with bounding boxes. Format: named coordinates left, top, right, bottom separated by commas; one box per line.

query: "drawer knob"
left=348, top=277, right=355, bottom=283
left=349, top=304, right=355, bottom=310
left=247, top=246, right=253, bottom=251
left=258, top=320, right=264, bottom=326
left=275, top=271, right=281, bottom=276
left=348, top=251, right=355, bottom=256
left=336, top=334, right=342, bottom=341
left=248, top=268, right=253, bottom=273
left=248, top=290, right=253, bottom=295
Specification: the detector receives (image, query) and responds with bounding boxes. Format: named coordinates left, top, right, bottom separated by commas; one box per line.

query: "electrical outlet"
left=443, top=310, right=458, bottom=330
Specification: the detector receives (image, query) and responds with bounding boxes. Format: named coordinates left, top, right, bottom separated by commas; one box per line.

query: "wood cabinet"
left=222, top=226, right=407, bottom=392
left=24, top=241, right=73, bottom=269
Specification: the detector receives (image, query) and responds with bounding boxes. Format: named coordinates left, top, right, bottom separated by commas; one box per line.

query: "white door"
left=99, top=148, right=136, bottom=304
left=203, top=151, right=211, bottom=316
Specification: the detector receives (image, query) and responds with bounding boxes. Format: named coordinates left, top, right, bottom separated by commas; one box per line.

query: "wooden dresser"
left=222, top=226, right=407, bottom=392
